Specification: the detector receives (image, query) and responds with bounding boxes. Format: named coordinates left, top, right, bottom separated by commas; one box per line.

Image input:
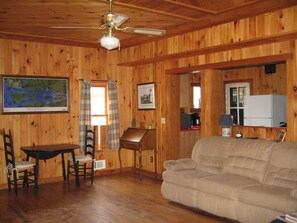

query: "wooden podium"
left=119, top=128, right=157, bottom=180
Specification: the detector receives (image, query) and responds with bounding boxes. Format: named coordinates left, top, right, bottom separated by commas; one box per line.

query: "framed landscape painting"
left=1, top=75, right=69, bottom=113
left=137, top=82, right=156, bottom=110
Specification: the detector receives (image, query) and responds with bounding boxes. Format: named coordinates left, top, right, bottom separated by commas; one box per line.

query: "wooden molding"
left=166, top=53, right=293, bottom=74
left=119, top=31, right=297, bottom=67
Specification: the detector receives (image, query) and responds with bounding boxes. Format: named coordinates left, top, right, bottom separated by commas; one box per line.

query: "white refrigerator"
left=244, top=95, right=286, bottom=127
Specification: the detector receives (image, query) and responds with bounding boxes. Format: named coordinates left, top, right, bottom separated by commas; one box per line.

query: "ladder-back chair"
left=67, top=126, right=96, bottom=183
left=2, top=129, right=37, bottom=195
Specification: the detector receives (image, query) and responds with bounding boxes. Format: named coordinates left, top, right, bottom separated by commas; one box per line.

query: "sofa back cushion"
left=224, top=139, right=276, bottom=182
left=192, top=136, right=236, bottom=174
left=264, top=142, right=297, bottom=189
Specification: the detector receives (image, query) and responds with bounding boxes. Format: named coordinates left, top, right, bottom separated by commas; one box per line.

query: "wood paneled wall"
left=286, top=40, right=297, bottom=141
left=119, top=7, right=297, bottom=66
left=222, top=63, right=287, bottom=95
left=0, top=40, right=133, bottom=186
left=1, top=6, right=297, bottom=186
left=120, top=6, right=297, bottom=174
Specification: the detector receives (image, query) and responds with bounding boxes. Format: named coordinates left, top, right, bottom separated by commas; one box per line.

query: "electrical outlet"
left=150, top=156, right=153, bottom=163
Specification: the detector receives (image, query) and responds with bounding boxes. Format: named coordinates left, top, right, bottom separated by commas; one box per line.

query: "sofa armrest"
left=163, top=158, right=196, bottom=170
left=291, top=188, right=297, bottom=199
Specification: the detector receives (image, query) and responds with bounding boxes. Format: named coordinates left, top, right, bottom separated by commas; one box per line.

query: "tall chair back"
left=84, top=126, right=96, bottom=159
left=67, top=125, right=97, bottom=184
left=3, top=129, right=16, bottom=173
left=2, top=129, right=37, bottom=195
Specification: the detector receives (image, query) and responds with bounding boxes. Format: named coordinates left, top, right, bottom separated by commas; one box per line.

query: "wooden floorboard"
left=0, top=174, right=237, bottom=223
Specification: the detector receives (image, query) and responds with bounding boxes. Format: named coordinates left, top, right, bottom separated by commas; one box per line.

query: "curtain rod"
left=79, top=79, right=117, bottom=82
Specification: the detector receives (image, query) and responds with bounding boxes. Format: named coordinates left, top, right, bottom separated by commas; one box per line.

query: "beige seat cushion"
left=192, top=136, right=236, bottom=174
left=162, top=169, right=213, bottom=189
left=195, top=174, right=260, bottom=200
left=224, top=138, right=276, bottom=182
left=67, top=155, right=93, bottom=163
left=163, top=158, right=196, bottom=171
left=264, top=142, right=297, bottom=189
left=291, top=188, right=297, bottom=198
left=15, top=161, right=35, bottom=171
left=238, top=185, right=297, bottom=213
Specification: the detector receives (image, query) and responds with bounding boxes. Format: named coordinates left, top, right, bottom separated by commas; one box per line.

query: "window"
left=225, top=82, right=250, bottom=125
left=193, top=86, right=201, bottom=109
left=91, top=82, right=108, bottom=145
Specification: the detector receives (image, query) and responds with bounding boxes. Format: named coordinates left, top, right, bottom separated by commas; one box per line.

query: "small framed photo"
left=137, top=82, right=156, bottom=110
left=277, top=131, right=286, bottom=142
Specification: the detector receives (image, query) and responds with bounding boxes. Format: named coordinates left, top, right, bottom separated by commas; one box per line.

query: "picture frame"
left=137, top=82, right=156, bottom=110
left=1, top=75, right=69, bottom=114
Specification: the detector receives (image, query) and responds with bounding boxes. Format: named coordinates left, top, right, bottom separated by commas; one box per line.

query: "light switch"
left=161, top=118, right=166, bottom=124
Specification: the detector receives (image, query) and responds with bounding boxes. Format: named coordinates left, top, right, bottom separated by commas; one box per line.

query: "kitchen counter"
left=180, top=126, right=201, bottom=132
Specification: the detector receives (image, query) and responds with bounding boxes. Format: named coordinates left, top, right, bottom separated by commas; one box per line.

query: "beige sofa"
left=161, top=136, right=297, bottom=223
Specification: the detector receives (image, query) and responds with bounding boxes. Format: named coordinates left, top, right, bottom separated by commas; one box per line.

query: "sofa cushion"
left=163, top=158, right=196, bottom=171
left=264, top=142, right=297, bottom=189
left=238, top=185, right=297, bottom=213
left=162, top=169, right=213, bottom=189
left=291, top=188, right=297, bottom=198
left=195, top=174, right=260, bottom=200
left=224, top=138, right=276, bottom=182
left=192, top=136, right=236, bottom=174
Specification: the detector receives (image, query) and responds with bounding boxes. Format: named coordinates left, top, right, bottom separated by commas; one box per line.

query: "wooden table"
left=21, top=143, right=80, bottom=191
left=119, top=128, right=157, bottom=180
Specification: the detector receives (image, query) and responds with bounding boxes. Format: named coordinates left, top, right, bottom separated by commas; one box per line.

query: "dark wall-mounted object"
left=180, top=113, right=192, bottom=129
left=265, top=64, right=276, bottom=74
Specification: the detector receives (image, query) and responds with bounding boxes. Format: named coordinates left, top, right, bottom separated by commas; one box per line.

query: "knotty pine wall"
left=0, top=40, right=135, bottom=186
left=120, top=6, right=297, bottom=174
left=1, top=6, right=297, bottom=185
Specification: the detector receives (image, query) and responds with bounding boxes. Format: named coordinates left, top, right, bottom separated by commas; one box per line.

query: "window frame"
left=225, top=81, right=251, bottom=125
left=90, top=81, right=108, bottom=149
left=190, top=83, right=201, bottom=113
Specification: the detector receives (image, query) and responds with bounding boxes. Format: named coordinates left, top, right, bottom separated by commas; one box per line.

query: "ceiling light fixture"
left=99, top=35, right=119, bottom=50
left=98, top=29, right=119, bottom=50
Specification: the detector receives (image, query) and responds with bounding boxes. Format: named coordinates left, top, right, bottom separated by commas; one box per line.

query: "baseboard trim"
left=0, top=168, right=162, bottom=190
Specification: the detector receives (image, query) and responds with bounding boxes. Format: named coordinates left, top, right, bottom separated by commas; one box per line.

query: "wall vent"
left=94, top=160, right=106, bottom=170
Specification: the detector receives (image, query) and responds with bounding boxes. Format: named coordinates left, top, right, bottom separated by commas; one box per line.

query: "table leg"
left=61, top=152, right=66, bottom=181
left=154, top=148, right=157, bottom=180
left=71, top=150, right=80, bottom=187
left=134, top=150, right=136, bottom=177
left=34, top=154, right=39, bottom=193
left=118, top=148, right=122, bottom=176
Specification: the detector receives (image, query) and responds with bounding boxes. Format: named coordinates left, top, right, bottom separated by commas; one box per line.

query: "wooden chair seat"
left=67, top=155, right=93, bottom=163
left=7, top=161, right=35, bottom=172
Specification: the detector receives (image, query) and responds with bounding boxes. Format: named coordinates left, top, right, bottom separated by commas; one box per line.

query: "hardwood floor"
left=0, top=174, right=236, bottom=223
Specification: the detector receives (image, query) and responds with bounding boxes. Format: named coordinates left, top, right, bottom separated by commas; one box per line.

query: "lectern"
left=119, top=128, right=157, bottom=180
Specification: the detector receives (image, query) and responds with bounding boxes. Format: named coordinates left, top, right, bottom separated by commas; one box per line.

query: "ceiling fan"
left=51, top=0, right=166, bottom=50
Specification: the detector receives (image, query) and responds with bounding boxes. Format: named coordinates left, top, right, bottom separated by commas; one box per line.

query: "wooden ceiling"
left=0, top=0, right=296, bottom=49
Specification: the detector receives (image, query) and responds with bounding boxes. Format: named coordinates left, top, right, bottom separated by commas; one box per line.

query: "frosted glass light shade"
left=100, top=35, right=119, bottom=50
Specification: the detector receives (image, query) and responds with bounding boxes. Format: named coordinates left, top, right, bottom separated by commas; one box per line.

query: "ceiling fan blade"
left=123, top=27, right=166, bottom=36
left=51, top=26, right=102, bottom=30
left=114, top=13, right=129, bottom=27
